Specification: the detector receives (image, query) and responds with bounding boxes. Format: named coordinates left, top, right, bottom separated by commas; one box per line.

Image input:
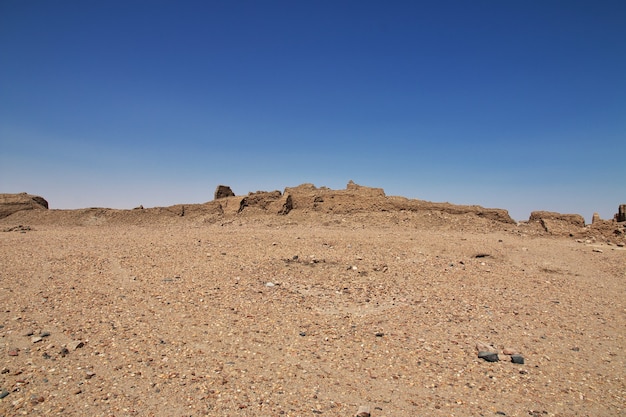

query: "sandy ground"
left=1, top=212, right=624, bottom=417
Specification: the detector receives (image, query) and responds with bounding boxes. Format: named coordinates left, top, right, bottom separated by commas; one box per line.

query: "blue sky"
left=1, top=1, right=625, bottom=222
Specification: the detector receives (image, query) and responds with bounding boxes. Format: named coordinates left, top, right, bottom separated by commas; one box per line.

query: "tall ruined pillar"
left=618, top=204, right=626, bottom=222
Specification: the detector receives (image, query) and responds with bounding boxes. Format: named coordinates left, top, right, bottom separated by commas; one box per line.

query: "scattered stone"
left=73, top=388, right=82, bottom=395
left=59, top=347, right=70, bottom=357
left=8, top=349, right=19, bottom=357
left=0, top=390, right=9, bottom=399
left=1, top=368, right=9, bottom=374
left=592, top=248, right=603, bottom=253
left=85, top=371, right=96, bottom=379
left=511, top=354, right=525, bottom=364
left=31, top=336, right=43, bottom=343
left=68, top=340, right=84, bottom=350
left=265, top=282, right=275, bottom=287
left=356, top=405, right=371, bottom=417
left=40, top=331, right=51, bottom=337
left=23, top=330, right=34, bottom=337
left=299, top=332, right=306, bottom=337
left=478, top=351, right=499, bottom=362
left=375, top=332, right=384, bottom=337
left=502, top=348, right=518, bottom=355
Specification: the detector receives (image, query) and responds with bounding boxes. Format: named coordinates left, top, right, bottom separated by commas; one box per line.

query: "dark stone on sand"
left=511, top=354, right=525, bottom=364
left=478, top=351, right=499, bottom=362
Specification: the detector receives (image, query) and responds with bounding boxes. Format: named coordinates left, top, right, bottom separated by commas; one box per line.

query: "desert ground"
left=1, top=185, right=625, bottom=417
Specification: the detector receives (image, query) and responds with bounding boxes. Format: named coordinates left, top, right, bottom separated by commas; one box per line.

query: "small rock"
left=68, top=341, right=84, bottom=350
left=356, top=405, right=371, bottom=417
left=23, top=330, right=34, bottom=337
left=478, top=351, right=499, bottom=362
left=30, top=395, right=44, bottom=404
left=85, top=371, right=96, bottom=379
left=40, top=331, right=51, bottom=338
left=8, top=349, right=19, bottom=357
left=475, top=342, right=496, bottom=352
left=511, top=354, right=525, bottom=364
left=375, top=332, right=384, bottom=337
left=59, top=347, right=69, bottom=357
left=265, top=282, right=275, bottom=287
left=1, top=368, right=9, bottom=374
left=592, top=248, right=603, bottom=253
left=73, top=388, right=82, bottom=395
left=31, top=336, right=43, bottom=343
left=502, top=348, right=518, bottom=355
left=0, top=390, right=9, bottom=399
left=299, top=332, right=306, bottom=337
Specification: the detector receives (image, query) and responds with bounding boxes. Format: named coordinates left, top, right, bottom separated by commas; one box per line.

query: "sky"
left=1, top=1, right=625, bottom=222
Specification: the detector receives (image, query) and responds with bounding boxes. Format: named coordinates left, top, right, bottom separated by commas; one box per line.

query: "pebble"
left=8, top=349, right=19, bottom=356
left=475, top=342, right=496, bottom=352
left=40, top=331, right=51, bottom=337
left=502, top=348, right=518, bottom=355
left=31, top=336, right=43, bottom=343
left=356, top=405, right=371, bottom=417
left=265, top=282, right=275, bottom=287
left=478, top=351, right=499, bottom=362
left=0, top=390, right=9, bottom=399
left=85, top=371, right=96, bottom=379
left=68, top=340, right=84, bottom=350
left=592, top=248, right=603, bottom=253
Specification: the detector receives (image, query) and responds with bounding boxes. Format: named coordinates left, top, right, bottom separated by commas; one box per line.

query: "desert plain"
left=1, top=183, right=625, bottom=417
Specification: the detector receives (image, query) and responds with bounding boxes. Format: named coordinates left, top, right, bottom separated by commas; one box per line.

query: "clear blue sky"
left=1, top=1, right=625, bottom=221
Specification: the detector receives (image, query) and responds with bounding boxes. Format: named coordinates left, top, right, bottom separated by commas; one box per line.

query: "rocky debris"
left=0, top=193, right=48, bottom=219
left=0, top=389, right=9, bottom=399
left=214, top=185, right=235, bottom=200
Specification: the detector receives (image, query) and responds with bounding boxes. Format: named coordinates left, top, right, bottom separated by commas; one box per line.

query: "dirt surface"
left=1, top=191, right=625, bottom=416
